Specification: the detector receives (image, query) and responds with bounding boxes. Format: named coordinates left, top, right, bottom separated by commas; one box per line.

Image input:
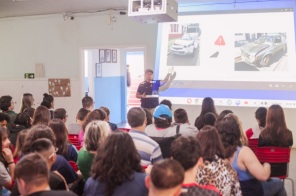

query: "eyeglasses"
left=48, top=147, right=58, bottom=159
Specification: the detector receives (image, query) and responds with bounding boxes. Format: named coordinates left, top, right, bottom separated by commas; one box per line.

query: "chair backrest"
left=248, top=138, right=259, bottom=155
left=150, top=135, right=180, bottom=158
left=256, top=146, right=290, bottom=178
left=68, top=161, right=78, bottom=172
left=68, top=134, right=82, bottom=151
left=118, top=128, right=130, bottom=132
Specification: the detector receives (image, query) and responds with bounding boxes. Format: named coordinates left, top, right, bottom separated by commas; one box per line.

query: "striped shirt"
left=129, top=130, right=163, bottom=166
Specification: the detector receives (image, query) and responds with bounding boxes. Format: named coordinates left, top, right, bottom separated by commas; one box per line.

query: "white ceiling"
left=0, top=0, right=227, bottom=18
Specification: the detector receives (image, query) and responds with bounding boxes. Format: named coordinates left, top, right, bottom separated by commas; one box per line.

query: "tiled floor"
left=286, top=148, right=296, bottom=196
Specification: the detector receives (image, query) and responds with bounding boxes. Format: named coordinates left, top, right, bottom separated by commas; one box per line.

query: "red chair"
left=248, top=138, right=258, bottom=155
left=68, top=161, right=78, bottom=172
left=68, top=134, right=82, bottom=151
left=118, top=128, right=130, bottom=132
left=256, top=147, right=295, bottom=196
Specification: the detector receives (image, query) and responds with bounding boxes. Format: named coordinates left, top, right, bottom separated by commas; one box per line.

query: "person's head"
left=40, top=100, right=51, bottom=109
left=146, top=159, right=184, bottom=196
left=14, top=112, right=31, bottom=128
left=200, top=97, right=217, bottom=116
left=197, top=125, right=225, bottom=162
left=0, top=127, right=11, bottom=166
left=82, top=109, right=106, bottom=132
left=32, top=106, right=50, bottom=126
left=99, top=106, right=110, bottom=121
left=48, top=119, right=68, bottom=156
left=42, top=93, right=54, bottom=109
left=29, top=138, right=57, bottom=168
left=153, top=104, right=172, bottom=128
left=13, top=129, right=29, bottom=158
left=255, top=107, right=267, bottom=128
left=127, top=107, right=146, bottom=129
left=82, top=96, right=94, bottom=111
left=0, top=95, right=14, bottom=111
left=0, top=113, right=10, bottom=128
left=216, top=109, right=233, bottom=123
left=204, top=112, right=217, bottom=126
left=53, top=108, right=68, bottom=123
left=174, top=108, right=188, bottom=124
left=22, top=125, right=56, bottom=154
left=143, top=108, right=153, bottom=126
left=76, top=108, right=90, bottom=123
left=91, top=131, right=142, bottom=196
left=160, top=99, right=172, bottom=110
left=144, top=69, right=154, bottom=82
left=84, top=120, right=109, bottom=151
left=15, top=153, right=49, bottom=196
left=215, top=113, right=241, bottom=159
left=20, top=93, right=34, bottom=113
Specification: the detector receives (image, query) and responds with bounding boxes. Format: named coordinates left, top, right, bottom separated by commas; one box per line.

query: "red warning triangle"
left=215, top=35, right=225, bottom=46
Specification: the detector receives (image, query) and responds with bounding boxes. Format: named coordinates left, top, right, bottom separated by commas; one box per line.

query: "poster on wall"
left=48, top=78, right=71, bottom=97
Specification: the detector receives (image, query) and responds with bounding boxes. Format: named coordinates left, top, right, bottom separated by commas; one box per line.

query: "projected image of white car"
left=171, top=34, right=198, bottom=55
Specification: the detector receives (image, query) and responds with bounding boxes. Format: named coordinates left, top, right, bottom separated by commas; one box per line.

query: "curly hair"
left=91, top=131, right=143, bottom=196
left=215, top=114, right=242, bottom=159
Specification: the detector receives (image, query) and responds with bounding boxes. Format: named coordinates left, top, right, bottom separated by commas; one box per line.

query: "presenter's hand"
left=142, top=92, right=146, bottom=98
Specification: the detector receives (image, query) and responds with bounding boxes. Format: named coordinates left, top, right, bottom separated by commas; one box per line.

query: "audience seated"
left=54, top=108, right=68, bottom=123
left=49, top=119, right=78, bottom=162
left=32, top=106, right=51, bottom=126
left=82, top=96, right=94, bottom=111
left=127, top=107, right=162, bottom=167
left=77, top=120, right=109, bottom=181
left=194, top=97, right=218, bottom=130
left=0, top=113, right=10, bottom=128
left=78, top=109, right=106, bottom=146
left=173, top=108, right=198, bottom=135
left=9, top=112, right=31, bottom=146
left=19, top=93, right=34, bottom=113
left=245, top=107, right=267, bottom=139
left=145, top=159, right=184, bottom=196
left=215, top=109, right=233, bottom=124
left=171, top=136, right=221, bottom=196
left=14, top=153, right=76, bottom=196
left=217, top=113, right=286, bottom=196
left=196, top=125, right=241, bottom=195
left=203, top=112, right=217, bottom=127
left=99, top=106, right=118, bottom=131
left=84, top=131, right=148, bottom=196
left=0, top=127, right=15, bottom=196
left=68, top=108, right=89, bottom=135
left=0, top=95, right=17, bottom=127
left=41, top=93, right=54, bottom=119
left=12, top=129, right=29, bottom=162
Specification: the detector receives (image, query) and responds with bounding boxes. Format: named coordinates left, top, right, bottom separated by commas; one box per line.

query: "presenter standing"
left=136, top=68, right=175, bottom=112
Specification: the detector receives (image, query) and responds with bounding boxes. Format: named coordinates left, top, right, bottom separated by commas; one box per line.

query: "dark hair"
left=43, top=93, right=54, bottom=105
left=40, top=100, right=51, bottom=109
left=255, top=107, right=267, bottom=127
left=143, top=108, right=153, bottom=126
left=215, top=114, right=241, bottom=158
left=32, top=106, right=50, bottom=126
left=150, top=159, right=184, bottom=189
left=20, top=93, right=34, bottom=113
left=197, top=125, right=225, bottom=162
left=13, top=129, right=29, bottom=158
left=22, top=125, right=56, bottom=154
left=127, top=107, right=146, bottom=128
left=84, top=121, right=109, bottom=151
left=160, top=99, right=172, bottom=110
left=0, top=127, right=9, bottom=167
left=145, top=69, right=153, bottom=74
left=260, top=105, right=292, bottom=147
left=0, top=95, right=12, bottom=111
left=14, top=112, right=31, bottom=128
left=0, top=113, right=10, bottom=123
left=77, top=108, right=90, bottom=121
left=29, top=138, right=53, bottom=154
left=195, top=97, right=218, bottom=130
left=216, top=110, right=233, bottom=124
left=171, top=136, right=201, bottom=170
left=82, top=96, right=94, bottom=109
left=14, top=153, right=49, bottom=188
left=54, top=108, right=67, bottom=120
left=99, top=106, right=110, bottom=116
left=154, top=116, right=172, bottom=128
left=174, top=108, right=188, bottom=124
left=48, top=119, right=68, bottom=156
left=91, top=131, right=143, bottom=196
left=204, top=112, right=217, bottom=127
left=82, top=109, right=106, bottom=132
left=24, top=108, right=35, bottom=119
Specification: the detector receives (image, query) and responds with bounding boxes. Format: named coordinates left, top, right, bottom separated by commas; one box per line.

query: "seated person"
left=173, top=108, right=198, bottom=136
left=246, top=107, right=267, bottom=139
left=14, top=153, right=76, bottom=196
left=67, top=108, right=89, bottom=135
left=127, top=107, right=162, bottom=167
left=145, top=159, right=184, bottom=196
left=0, top=95, right=17, bottom=127
left=99, top=106, right=118, bottom=131
left=171, top=136, right=221, bottom=196
left=160, top=99, right=172, bottom=110
left=9, top=112, right=31, bottom=147
left=203, top=112, right=217, bottom=127
left=82, top=96, right=94, bottom=111
left=0, top=113, right=10, bottom=128
left=54, top=108, right=68, bottom=124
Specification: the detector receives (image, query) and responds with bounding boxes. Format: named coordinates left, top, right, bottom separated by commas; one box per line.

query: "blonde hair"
left=84, top=120, right=110, bottom=151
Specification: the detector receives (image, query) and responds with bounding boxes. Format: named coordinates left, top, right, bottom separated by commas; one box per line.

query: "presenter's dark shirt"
left=137, top=80, right=161, bottom=109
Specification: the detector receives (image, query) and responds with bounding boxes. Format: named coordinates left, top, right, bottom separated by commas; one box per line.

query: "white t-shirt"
left=145, top=123, right=198, bottom=137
